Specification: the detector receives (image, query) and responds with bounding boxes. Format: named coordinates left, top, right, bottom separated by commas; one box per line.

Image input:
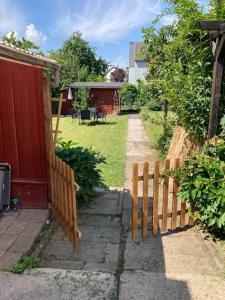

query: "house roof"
left=0, top=41, right=58, bottom=70
left=68, top=82, right=124, bottom=89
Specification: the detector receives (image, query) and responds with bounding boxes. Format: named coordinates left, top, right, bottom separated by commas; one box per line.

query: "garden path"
left=120, top=114, right=225, bottom=299
left=4, top=114, right=224, bottom=299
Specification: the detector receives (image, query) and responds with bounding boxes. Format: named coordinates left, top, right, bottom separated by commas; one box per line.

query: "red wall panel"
left=61, top=88, right=117, bottom=115
left=0, top=59, right=48, bottom=208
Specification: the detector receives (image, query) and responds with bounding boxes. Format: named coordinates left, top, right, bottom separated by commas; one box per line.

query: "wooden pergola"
left=198, top=21, right=225, bottom=139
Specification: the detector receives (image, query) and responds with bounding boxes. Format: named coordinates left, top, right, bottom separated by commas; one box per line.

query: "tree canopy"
left=1, top=31, right=40, bottom=51
left=142, top=0, right=225, bottom=140
left=110, top=68, right=126, bottom=82
left=49, top=32, right=108, bottom=88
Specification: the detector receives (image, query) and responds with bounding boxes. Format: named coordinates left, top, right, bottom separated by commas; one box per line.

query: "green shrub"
left=55, top=140, right=106, bottom=203
left=140, top=107, right=177, bottom=156
left=119, top=83, right=138, bottom=109
left=173, top=154, right=225, bottom=236
left=10, top=256, right=40, bottom=274
left=204, top=137, right=225, bottom=162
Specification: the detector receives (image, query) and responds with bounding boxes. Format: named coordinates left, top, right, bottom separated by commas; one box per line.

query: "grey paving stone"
left=0, top=268, right=116, bottom=300
left=41, top=259, right=85, bottom=270
left=80, top=225, right=120, bottom=243
left=78, top=215, right=120, bottom=227
left=105, top=243, right=120, bottom=263
left=83, top=262, right=117, bottom=273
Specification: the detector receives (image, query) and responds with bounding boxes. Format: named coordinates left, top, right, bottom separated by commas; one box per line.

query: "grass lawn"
left=53, top=115, right=128, bottom=187
left=143, top=121, right=163, bottom=148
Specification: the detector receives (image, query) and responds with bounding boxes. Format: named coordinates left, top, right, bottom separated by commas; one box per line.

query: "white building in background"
left=128, top=42, right=147, bottom=84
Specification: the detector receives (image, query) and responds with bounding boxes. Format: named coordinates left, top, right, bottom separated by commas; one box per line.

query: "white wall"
left=128, top=64, right=147, bottom=84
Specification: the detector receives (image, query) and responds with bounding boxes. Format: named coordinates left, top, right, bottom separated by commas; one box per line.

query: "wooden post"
left=142, top=162, right=149, bottom=238
left=208, top=35, right=225, bottom=139
left=162, top=159, right=170, bottom=232
left=171, top=158, right=180, bottom=230
left=153, top=161, right=160, bottom=235
left=53, top=93, right=63, bottom=148
left=132, top=164, right=138, bottom=240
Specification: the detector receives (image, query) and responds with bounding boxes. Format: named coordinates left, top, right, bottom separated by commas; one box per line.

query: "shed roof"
left=0, top=41, right=58, bottom=70
left=68, top=82, right=124, bottom=89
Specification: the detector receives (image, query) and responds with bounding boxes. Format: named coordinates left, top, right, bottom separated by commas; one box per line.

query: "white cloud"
left=6, top=31, right=20, bottom=39
left=0, top=0, right=25, bottom=33
left=55, top=0, right=162, bottom=43
left=25, top=24, right=47, bottom=45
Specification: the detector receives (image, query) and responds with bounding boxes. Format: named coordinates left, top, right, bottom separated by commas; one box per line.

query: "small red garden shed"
left=0, top=42, right=58, bottom=208
left=61, top=82, right=124, bottom=115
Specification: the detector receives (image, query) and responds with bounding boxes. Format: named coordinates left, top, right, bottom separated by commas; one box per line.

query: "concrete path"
left=121, top=114, right=225, bottom=299
left=0, top=114, right=224, bottom=299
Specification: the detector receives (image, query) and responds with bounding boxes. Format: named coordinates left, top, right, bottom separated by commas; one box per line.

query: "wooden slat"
left=142, top=162, right=149, bottom=238
left=146, top=209, right=189, bottom=224
left=53, top=93, right=63, bottom=148
left=70, top=169, right=78, bottom=248
left=138, top=174, right=154, bottom=181
left=51, top=98, right=66, bottom=102
left=132, top=164, right=138, bottom=240
left=162, top=159, right=170, bottom=232
left=48, top=153, right=79, bottom=249
left=180, top=200, right=186, bottom=228
left=153, top=161, right=160, bottom=235
left=171, top=158, right=180, bottom=230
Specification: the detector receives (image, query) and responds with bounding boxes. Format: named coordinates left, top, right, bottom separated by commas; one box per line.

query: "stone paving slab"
left=0, top=268, right=116, bottom=300
left=120, top=271, right=225, bottom=300
left=0, top=209, right=49, bottom=270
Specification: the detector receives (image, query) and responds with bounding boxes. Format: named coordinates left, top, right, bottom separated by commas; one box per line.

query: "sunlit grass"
left=53, top=115, right=128, bottom=187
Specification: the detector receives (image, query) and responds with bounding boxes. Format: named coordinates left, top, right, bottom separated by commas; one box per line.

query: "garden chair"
left=78, top=110, right=91, bottom=124
left=97, top=110, right=107, bottom=122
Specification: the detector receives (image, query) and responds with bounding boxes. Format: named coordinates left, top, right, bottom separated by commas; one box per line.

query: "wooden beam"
left=53, top=93, right=63, bottom=148
left=198, top=21, right=224, bottom=31
left=208, top=35, right=225, bottom=139
left=0, top=43, right=58, bottom=70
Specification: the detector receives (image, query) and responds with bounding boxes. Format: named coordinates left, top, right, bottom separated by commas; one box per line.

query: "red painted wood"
left=61, top=88, right=117, bottom=115
left=0, top=59, right=48, bottom=208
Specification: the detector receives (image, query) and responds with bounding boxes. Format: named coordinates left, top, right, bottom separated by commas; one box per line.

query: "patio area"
left=0, top=209, right=49, bottom=270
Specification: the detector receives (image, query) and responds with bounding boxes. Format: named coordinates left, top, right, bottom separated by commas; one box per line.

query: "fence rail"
left=49, top=153, right=79, bottom=249
left=132, top=159, right=193, bottom=240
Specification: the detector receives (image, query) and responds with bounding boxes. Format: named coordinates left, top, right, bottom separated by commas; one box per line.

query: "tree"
left=142, top=0, right=225, bottom=140
left=110, top=68, right=126, bottom=82
left=49, top=32, right=108, bottom=88
left=1, top=31, right=39, bottom=51
left=119, top=83, right=138, bottom=109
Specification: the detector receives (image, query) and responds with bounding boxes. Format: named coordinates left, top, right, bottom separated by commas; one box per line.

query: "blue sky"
left=0, top=0, right=207, bottom=68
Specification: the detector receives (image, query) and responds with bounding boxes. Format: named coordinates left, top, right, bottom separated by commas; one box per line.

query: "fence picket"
left=162, top=160, right=170, bottom=232
left=171, top=158, right=180, bottom=230
left=49, top=153, right=79, bottom=249
left=153, top=161, right=160, bottom=235
left=132, top=163, right=138, bottom=240
left=131, top=159, right=192, bottom=239
left=142, top=162, right=149, bottom=238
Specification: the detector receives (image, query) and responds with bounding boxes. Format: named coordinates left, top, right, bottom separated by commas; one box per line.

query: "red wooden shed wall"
left=90, top=88, right=115, bottom=114
left=61, top=88, right=117, bottom=115
left=0, top=59, right=48, bottom=208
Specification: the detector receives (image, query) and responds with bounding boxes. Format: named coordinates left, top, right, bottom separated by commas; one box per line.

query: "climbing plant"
left=143, top=0, right=225, bottom=140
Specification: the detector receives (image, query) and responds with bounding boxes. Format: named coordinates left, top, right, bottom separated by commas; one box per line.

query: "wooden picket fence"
left=132, top=158, right=193, bottom=239
left=49, top=153, right=80, bottom=249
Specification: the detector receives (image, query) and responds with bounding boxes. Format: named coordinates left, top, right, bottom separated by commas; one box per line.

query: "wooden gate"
left=132, top=159, right=194, bottom=239
left=49, top=153, right=79, bottom=249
